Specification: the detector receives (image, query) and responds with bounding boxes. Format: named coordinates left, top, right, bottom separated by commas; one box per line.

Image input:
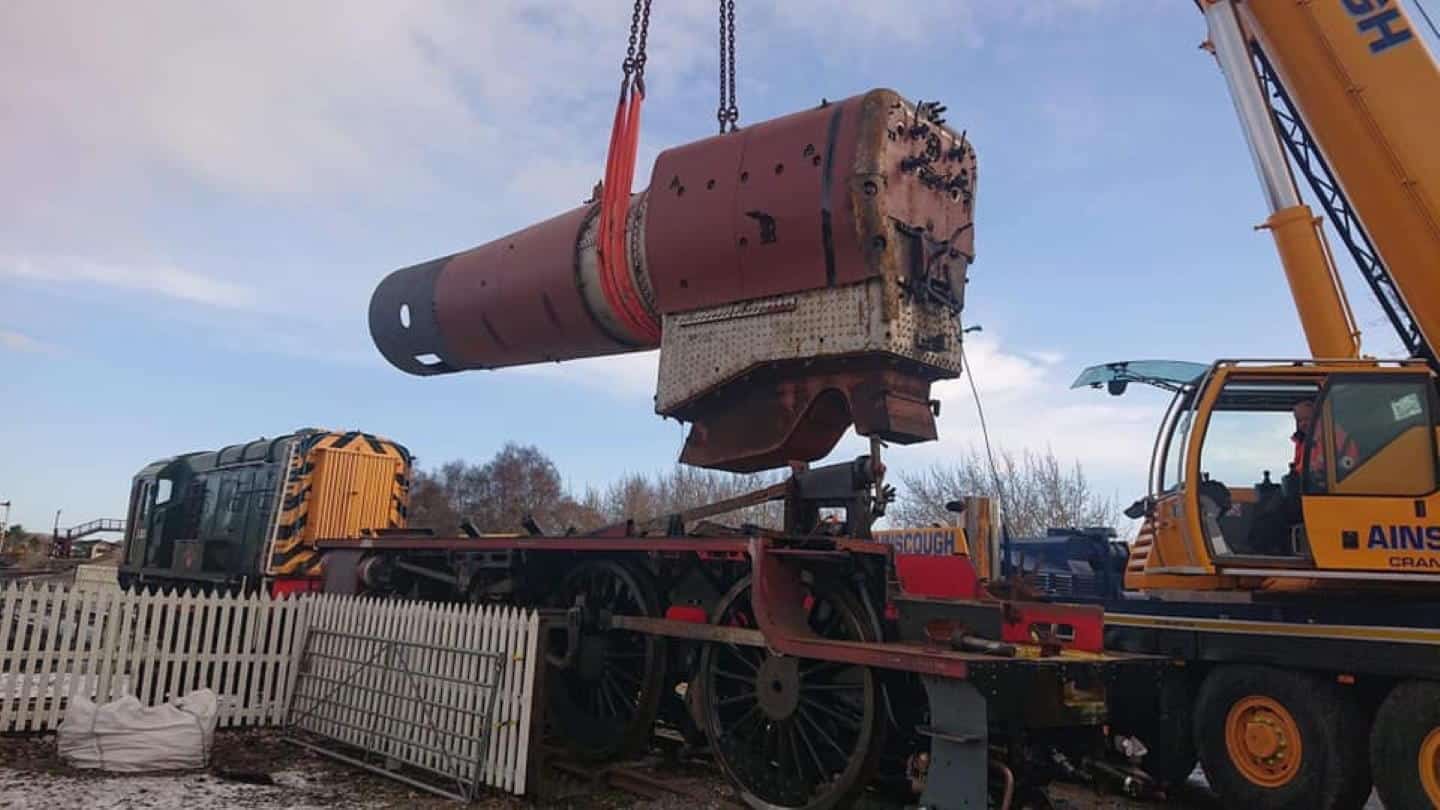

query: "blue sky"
left=3, top=1, right=1434, bottom=532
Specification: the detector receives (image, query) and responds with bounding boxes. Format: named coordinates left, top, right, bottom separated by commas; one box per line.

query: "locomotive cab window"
left=154, top=478, right=174, bottom=506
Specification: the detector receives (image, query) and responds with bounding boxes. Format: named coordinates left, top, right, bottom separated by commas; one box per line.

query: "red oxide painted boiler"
left=371, top=89, right=976, bottom=472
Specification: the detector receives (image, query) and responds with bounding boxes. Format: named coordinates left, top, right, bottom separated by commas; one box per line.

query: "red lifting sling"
left=596, top=75, right=659, bottom=344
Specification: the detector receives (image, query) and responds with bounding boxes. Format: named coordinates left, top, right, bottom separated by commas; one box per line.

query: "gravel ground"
left=0, top=729, right=725, bottom=810
left=0, top=729, right=1385, bottom=809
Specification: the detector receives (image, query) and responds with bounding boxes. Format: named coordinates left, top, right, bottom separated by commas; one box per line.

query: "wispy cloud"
left=0, top=1, right=1128, bottom=200
left=513, top=351, right=660, bottom=401
left=0, top=0, right=1150, bottom=380
left=0, top=2, right=723, bottom=198
left=0, top=329, right=56, bottom=355
left=1017, top=0, right=1134, bottom=23
left=3, top=257, right=257, bottom=309
left=895, top=333, right=1159, bottom=493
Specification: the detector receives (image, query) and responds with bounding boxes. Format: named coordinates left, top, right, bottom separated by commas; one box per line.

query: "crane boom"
left=1224, top=0, right=1440, bottom=365
left=1204, top=1, right=1363, bottom=360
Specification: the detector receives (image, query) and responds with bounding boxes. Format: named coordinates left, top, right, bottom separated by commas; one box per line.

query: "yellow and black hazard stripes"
left=266, top=430, right=412, bottom=577
left=268, top=434, right=315, bottom=575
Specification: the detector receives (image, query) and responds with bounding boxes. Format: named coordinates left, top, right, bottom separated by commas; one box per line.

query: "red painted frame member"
left=317, top=534, right=1108, bottom=661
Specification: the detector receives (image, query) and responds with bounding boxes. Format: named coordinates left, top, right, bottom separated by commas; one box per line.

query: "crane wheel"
left=1194, top=665, right=1370, bottom=810
left=1369, top=680, right=1440, bottom=810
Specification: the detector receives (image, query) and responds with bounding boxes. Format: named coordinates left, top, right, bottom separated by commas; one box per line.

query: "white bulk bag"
left=57, top=689, right=218, bottom=772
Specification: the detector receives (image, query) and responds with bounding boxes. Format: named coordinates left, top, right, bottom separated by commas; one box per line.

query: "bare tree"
left=407, top=462, right=464, bottom=531
left=892, top=447, right=1119, bottom=538
left=601, top=473, right=662, bottom=524
left=472, top=443, right=567, bottom=531
left=408, top=443, right=600, bottom=533
left=600, top=466, right=779, bottom=528
left=407, top=447, right=782, bottom=535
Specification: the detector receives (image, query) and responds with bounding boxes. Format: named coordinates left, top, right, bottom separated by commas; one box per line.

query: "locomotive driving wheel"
left=699, top=576, right=884, bottom=809
left=548, top=559, right=667, bottom=761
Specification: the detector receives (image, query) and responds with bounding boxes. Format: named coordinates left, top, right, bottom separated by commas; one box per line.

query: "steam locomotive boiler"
left=370, top=89, right=976, bottom=472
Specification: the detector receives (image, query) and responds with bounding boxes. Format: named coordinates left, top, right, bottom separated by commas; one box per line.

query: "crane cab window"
left=1196, top=379, right=1321, bottom=559
left=1303, top=376, right=1438, bottom=497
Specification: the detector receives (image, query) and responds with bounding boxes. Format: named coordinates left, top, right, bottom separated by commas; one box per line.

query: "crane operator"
left=1290, top=399, right=1359, bottom=492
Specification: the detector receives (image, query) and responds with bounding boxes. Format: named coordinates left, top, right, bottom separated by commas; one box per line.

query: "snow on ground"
left=0, top=768, right=360, bottom=810
left=0, top=729, right=1386, bottom=810
left=0, top=729, right=511, bottom=810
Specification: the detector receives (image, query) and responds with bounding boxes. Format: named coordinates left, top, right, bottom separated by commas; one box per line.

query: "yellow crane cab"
left=1076, top=358, right=1440, bottom=592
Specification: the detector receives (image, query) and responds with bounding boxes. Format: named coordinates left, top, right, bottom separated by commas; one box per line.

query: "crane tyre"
left=1194, top=665, right=1369, bottom=810
left=1369, top=680, right=1440, bottom=810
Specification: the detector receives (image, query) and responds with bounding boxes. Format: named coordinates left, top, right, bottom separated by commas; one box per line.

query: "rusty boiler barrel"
left=369, top=196, right=656, bottom=374
left=371, top=89, right=977, bottom=471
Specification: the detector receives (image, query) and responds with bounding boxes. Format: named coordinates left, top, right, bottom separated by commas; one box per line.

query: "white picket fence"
left=0, top=576, right=541, bottom=789
left=1, top=582, right=307, bottom=732
left=0, top=582, right=543, bottom=797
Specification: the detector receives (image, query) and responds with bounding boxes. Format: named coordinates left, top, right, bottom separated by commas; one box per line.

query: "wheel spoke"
left=794, top=711, right=829, bottom=778
left=716, top=690, right=759, bottom=708
left=732, top=704, right=765, bottom=738
left=801, top=695, right=862, bottom=729
left=714, top=667, right=754, bottom=684
left=724, top=644, right=760, bottom=672
left=801, top=681, right=865, bottom=693
left=774, top=719, right=790, bottom=771
left=598, top=677, right=622, bottom=717
left=797, top=704, right=848, bottom=759
left=603, top=671, right=638, bottom=711
left=785, top=721, right=809, bottom=780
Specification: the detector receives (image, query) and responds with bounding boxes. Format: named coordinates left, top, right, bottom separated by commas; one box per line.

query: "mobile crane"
left=1061, top=2, right=1440, bottom=808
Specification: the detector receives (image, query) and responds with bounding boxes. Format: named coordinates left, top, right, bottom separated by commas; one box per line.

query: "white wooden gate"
left=286, top=597, right=541, bottom=800
left=0, top=582, right=305, bottom=732
left=1, top=583, right=542, bottom=799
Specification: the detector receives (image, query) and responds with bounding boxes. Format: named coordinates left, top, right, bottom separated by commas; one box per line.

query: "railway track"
left=549, top=757, right=744, bottom=808
left=0, top=566, right=72, bottom=584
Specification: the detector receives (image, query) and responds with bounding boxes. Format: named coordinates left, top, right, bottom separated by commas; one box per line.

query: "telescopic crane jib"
left=1200, top=0, right=1440, bottom=369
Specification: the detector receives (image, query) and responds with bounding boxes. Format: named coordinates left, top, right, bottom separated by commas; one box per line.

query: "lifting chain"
left=717, top=0, right=738, bottom=133
left=624, top=0, right=653, bottom=91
